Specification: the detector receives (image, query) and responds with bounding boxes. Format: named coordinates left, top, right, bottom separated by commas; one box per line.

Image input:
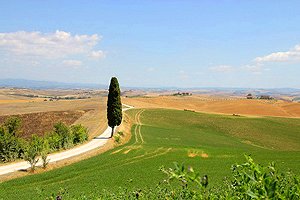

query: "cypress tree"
left=107, top=77, right=122, bottom=138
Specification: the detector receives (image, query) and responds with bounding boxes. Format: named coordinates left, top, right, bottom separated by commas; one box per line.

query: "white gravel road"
left=0, top=104, right=134, bottom=176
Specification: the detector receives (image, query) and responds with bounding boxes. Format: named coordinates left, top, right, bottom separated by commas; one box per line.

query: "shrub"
left=46, top=123, right=89, bottom=151
left=114, top=134, right=121, bottom=144
left=4, top=116, right=22, bottom=136
left=40, top=138, right=50, bottom=169
left=0, top=126, right=24, bottom=162
left=117, top=131, right=124, bottom=136
left=54, top=122, right=73, bottom=149
left=227, top=155, right=300, bottom=199
left=23, top=135, right=43, bottom=172
left=0, top=117, right=89, bottom=164
left=46, top=132, right=63, bottom=151
left=71, top=124, right=88, bottom=144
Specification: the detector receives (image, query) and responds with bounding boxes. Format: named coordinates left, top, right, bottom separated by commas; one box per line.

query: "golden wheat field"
left=123, top=95, right=300, bottom=118
left=0, top=89, right=108, bottom=139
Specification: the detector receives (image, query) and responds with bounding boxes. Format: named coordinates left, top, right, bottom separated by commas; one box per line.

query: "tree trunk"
left=110, top=126, right=115, bottom=138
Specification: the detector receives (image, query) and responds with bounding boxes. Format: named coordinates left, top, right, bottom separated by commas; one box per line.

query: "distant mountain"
left=1, top=79, right=299, bottom=95
left=0, top=79, right=107, bottom=89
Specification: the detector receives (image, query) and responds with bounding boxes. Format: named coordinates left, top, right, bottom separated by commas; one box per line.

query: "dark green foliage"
left=71, top=124, right=88, bottom=144
left=23, top=135, right=43, bottom=172
left=46, top=122, right=89, bottom=151
left=46, top=131, right=63, bottom=151
left=228, top=155, right=300, bottom=199
left=113, top=134, right=121, bottom=144
left=53, top=122, right=73, bottom=149
left=41, top=138, right=50, bottom=169
left=4, top=116, right=22, bottom=136
left=0, top=118, right=24, bottom=162
left=0, top=116, right=89, bottom=163
left=107, top=77, right=122, bottom=137
left=113, top=131, right=124, bottom=144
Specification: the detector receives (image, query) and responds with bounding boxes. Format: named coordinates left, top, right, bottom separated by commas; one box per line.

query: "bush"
left=0, top=125, right=24, bottom=162
left=45, top=123, right=89, bottom=152
left=40, top=138, right=50, bottom=169
left=117, top=131, right=124, bottom=136
left=228, top=155, right=300, bottom=199
left=4, top=116, right=22, bottom=136
left=23, top=135, right=43, bottom=172
left=46, top=131, right=63, bottom=151
left=71, top=124, right=88, bottom=144
left=114, top=134, right=121, bottom=144
left=0, top=118, right=89, bottom=164
left=54, top=122, right=73, bottom=149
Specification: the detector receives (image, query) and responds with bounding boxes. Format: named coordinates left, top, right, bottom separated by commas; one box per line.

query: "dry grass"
left=123, top=96, right=300, bottom=118
left=187, top=149, right=209, bottom=158
left=0, top=95, right=108, bottom=138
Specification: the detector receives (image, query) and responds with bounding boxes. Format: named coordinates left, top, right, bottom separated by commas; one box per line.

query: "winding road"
left=0, top=104, right=134, bottom=176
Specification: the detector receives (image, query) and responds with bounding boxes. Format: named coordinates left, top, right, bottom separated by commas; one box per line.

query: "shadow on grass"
left=93, top=136, right=111, bottom=139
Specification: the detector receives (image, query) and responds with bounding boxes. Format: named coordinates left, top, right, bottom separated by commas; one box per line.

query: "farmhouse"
left=259, top=95, right=273, bottom=100
left=246, top=93, right=254, bottom=99
left=173, top=92, right=192, bottom=96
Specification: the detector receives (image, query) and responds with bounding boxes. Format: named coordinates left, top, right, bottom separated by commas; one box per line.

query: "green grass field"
left=0, top=108, right=300, bottom=199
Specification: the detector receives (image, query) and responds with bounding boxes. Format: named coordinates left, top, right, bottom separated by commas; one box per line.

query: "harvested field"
left=0, top=92, right=108, bottom=139
left=0, top=110, right=88, bottom=139
left=123, top=96, right=300, bottom=118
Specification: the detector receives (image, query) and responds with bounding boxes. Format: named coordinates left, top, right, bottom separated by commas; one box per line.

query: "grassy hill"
left=0, top=109, right=300, bottom=199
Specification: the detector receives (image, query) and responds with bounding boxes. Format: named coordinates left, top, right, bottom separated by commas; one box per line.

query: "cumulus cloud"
left=0, top=30, right=104, bottom=59
left=254, top=44, right=300, bottom=62
left=209, top=65, right=234, bottom=72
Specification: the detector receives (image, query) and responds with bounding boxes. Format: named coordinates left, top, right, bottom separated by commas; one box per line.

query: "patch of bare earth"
left=0, top=110, right=88, bottom=139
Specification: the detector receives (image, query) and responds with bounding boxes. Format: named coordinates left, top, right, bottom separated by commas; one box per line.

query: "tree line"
left=0, top=117, right=88, bottom=171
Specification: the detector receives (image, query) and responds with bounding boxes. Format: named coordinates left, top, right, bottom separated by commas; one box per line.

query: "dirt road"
left=0, top=104, right=133, bottom=176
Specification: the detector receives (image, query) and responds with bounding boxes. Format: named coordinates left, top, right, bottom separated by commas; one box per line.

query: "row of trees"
left=0, top=76, right=122, bottom=170
left=0, top=117, right=88, bottom=171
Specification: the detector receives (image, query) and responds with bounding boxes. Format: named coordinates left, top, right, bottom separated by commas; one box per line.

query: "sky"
left=0, top=0, right=300, bottom=88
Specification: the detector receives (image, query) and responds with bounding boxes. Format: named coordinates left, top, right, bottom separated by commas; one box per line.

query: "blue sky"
left=0, top=0, right=300, bottom=88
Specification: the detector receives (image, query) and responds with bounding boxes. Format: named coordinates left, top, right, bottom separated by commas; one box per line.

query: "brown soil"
left=0, top=97, right=108, bottom=140
left=0, top=110, right=88, bottom=139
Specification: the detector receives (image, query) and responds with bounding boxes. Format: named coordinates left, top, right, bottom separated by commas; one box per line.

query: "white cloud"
left=254, top=44, right=300, bottom=62
left=209, top=65, right=234, bottom=72
left=62, top=59, right=82, bottom=67
left=0, top=30, right=104, bottom=59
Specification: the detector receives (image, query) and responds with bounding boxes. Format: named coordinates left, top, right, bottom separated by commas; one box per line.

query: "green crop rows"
left=0, top=109, right=299, bottom=199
